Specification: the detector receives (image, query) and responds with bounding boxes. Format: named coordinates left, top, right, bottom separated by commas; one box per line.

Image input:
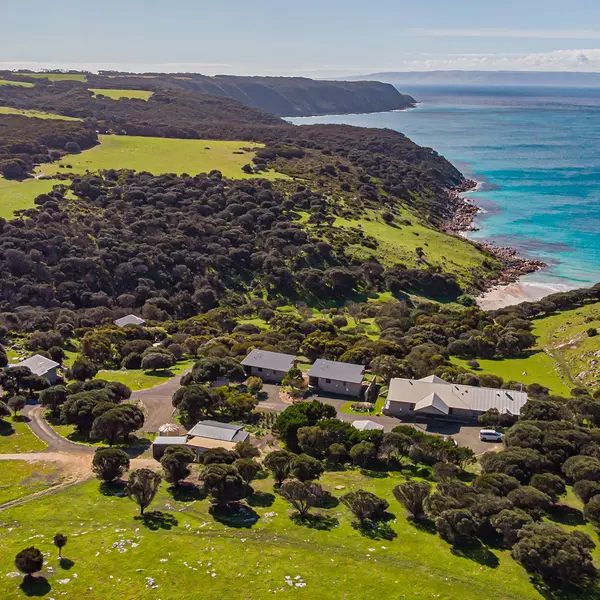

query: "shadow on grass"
left=324, top=462, right=347, bottom=472
left=549, top=504, right=585, bottom=527
left=99, top=480, right=127, bottom=497
left=12, top=414, right=31, bottom=423
left=19, top=575, right=51, bottom=597
left=407, top=517, right=436, bottom=535
left=360, top=468, right=389, bottom=479
left=59, top=558, right=74, bottom=570
left=209, top=503, right=259, bottom=528
left=314, top=491, right=339, bottom=509
left=123, top=438, right=152, bottom=459
left=291, top=512, right=339, bottom=531
left=352, top=514, right=397, bottom=541
left=246, top=491, right=275, bottom=508
left=135, top=511, right=178, bottom=531
left=168, top=483, right=205, bottom=502
left=528, top=574, right=600, bottom=600
left=0, top=420, right=15, bottom=436
left=451, top=541, right=500, bottom=568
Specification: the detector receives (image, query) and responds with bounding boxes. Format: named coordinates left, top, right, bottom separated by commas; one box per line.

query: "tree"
left=574, top=480, right=600, bottom=504
left=40, top=385, right=68, bottom=418
left=435, top=509, right=478, bottom=545
left=0, top=400, right=10, bottom=420
left=378, top=432, right=412, bottom=462
left=235, top=440, right=260, bottom=459
left=234, top=458, right=260, bottom=490
left=340, top=490, right=389, bottom=524
left=393, top=480, right=431, bottom=520
left=161, top=446, right=196, bottom=487
left=349, top=441, right=376, bottom=467
left=172, top=385, right=222, bottom=422
left=530, top=473, right=566, bottom=502
left=447, top=446, right=476, bottom=470
left=7, top=395, right=25, bottom=416
left=201, top=447, right=238, bottom=465
left=472, top=473, right=520, bottom=496
left=490, top=509, right=533, bottom=548
left=126, top=468, right=162, bottom=516
left=290, top=454, right=324, bottom=482
left=297, top=426, right=333, bottom=459
left=53, top=533, right=67, bottom=558
left=92, top=448, right=130, bottom=482
left=279, top=480, right=324, bottom=517
left=507, top=486, right=551, bottom=520
left=91, top=408, right=125, bottom=446
left=512, top=522, right=596, bottom=587
left=246, top=376, right=263, bottom=394
left=70, top=357, right=98, bottom=381
left=15, top=547, right=44, bottom=580
left=433, top=462, right=459, bottom=482
left=222, top=389, right=257, bottom=421
left=480, top=447, right=547, bottom=483
left=264, top=450, right=295, bottom=485
left=563, top=455, right=600, bottom=483
left=584, top=495, right=600, bottom=529
left=141, top=351, right=176, bottom=372
left=328, top=443, right=349, bottom=464
left=200, top=463, right=247, bottom=506
left=275, top=400, right=335, bottom=452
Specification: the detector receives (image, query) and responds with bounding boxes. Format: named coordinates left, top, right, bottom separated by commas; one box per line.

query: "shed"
left=240, top=349, right=296, bottom=383
left=114, top=314, right=146, bottom=328
left=10, top=354, right=59, bottom=384
left=187, top=420, right=249, bottom=444
left=308, top=359, right=365, bottom=397
left=352, top=420, right=384, bottom=432
left=151, top=436, right=188, bottom=460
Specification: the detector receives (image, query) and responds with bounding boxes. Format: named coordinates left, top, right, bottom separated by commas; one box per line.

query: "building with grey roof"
left=187, top=420, right=250, bottom=443
left=151, top=436, right=188, bottom=460
left=384, top=375, right=528, bottom=421
left=308, top=359, right=365, bottom=398
left=352, top=420, right=384, bottom=432
left=240, top=349, right=296, bottom=383
left=114, top=314, right=146, bottom=328
left=10, top=354, right=59, bottom=384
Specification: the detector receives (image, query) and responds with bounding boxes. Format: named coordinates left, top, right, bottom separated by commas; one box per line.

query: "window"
left=258, top=367, right=263, bottom=372
left=409, top=404, right=415, bottom=411
left=326, top=379, right=331, bottom=384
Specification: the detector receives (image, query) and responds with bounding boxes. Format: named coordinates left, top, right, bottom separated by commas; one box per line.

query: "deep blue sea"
left=289, top=86, right=600, bottom=290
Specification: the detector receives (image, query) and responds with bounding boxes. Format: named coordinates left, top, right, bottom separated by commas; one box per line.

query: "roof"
left=187, top=420, right=249, bottom=443
left=307, top=359, right=365, bottom=384
left=185, top=437, right=238, bottom=451
left=386, top=378, right=528, bottom=415
left=414, top=392, right=450, bottom=415
left=10, top=354, right=59, bottom=377
left=114, top=314, right=145, bottom=327
left=241, top=349, right=296, bottom=372
left=419, top=375, right=450, bottom=385
left=352, top=420, right=385, bottom=431
left=152, top=436, right=188, bottom=445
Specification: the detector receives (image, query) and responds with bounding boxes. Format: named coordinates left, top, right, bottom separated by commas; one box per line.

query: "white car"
left=479, top=429, right=503, bottom=442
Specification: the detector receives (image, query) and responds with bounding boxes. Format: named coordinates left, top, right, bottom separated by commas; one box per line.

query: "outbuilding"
left=308, top=359, right=365, bottom=398
left=114, top=314, right=146, bottom=328
left=240, top=349, right=296, bottom=383
left=185, top=420, right=250, bottom=458
left=383, top=375, right=528, bottom=421
left=10, top=354, right=60, bottom=384
left=151, top=436, right=188, bottom=460
left=352, top=420, right=384, bottom=432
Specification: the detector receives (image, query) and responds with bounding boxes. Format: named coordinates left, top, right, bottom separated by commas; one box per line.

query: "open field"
left=0, top=468, right=572, bottom=600
left=95, top=359, right=195, bottom=391
left=0, top=79, right=34, bottom=87
left=89, top=89, right=154, bottom=100
left=0, top=418, right=48, bottom=453
left=331, top=210, right=498, bottom=288
left=0, top=178, right=64, bottom=219
left=13, top=72, right=87, bottom=82
left=0, top=106, right=80, bottom=120
left=37, top=135, right=284, bottom=180
left=0, top=460, right=63, bottom=505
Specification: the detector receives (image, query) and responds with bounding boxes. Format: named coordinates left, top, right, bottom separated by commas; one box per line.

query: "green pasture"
left=0, top=418, right=48, bottom=454
left=95, top=359, right=195, bottom=391
left=13, top=72, right=87, bottom=82
left=0, top=106, right=80, bottom=120
left=0, top=460, right=63, bottom=505
left=89, top=88, right=154, bottom=101
left=0, top=79, right=34, bottom=88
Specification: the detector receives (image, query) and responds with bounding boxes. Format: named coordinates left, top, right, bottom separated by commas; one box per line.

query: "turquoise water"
left=289, top=86, right=600, bottom=288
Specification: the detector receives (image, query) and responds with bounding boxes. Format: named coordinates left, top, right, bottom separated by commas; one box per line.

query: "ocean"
left=288, top=85, right=600, bottom=292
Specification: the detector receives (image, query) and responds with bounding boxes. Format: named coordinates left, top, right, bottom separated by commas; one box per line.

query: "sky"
left=3, top=0, right=600, bottom=76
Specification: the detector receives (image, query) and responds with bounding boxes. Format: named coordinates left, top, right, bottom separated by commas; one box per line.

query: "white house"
left=10, top=354, right=59, bottom=384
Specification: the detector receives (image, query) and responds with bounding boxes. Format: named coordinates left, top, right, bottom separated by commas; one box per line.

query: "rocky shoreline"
left=444, top=179, right=546, bottom=288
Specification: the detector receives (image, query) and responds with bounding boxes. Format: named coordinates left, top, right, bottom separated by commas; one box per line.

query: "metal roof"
left=353, top=420, right=384, bottom=431
left=187, top=420, right=249, bottom=443
left=241, top=349, right=296, bottom=372
left=10, top=354, right=59, bottom=377
left=114, top=314, right=146, bottom=327
left=308, top=359, right=365, bottom=384
left=186, top=437, right=238, bottom=451
left=152, top=436, right=188, bottom=445
left=419, top=375, right=450, bottom=385
left=414, top=392, right=450, bottom=415
left=387, top=378, right=528, bottom=415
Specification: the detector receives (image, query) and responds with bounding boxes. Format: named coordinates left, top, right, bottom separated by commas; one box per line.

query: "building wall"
left=44, top=367, right=58, bottom=385
left=246, top=366, right=288, bottom=383
left=383, top=401, right=480, bottom=422
left=314, top=377, right=362, bottom=398
left=152, top=442, right=186, bottom=461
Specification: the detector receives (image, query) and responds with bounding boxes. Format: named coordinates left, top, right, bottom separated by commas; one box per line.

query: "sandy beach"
left=477, top=280, right=576, bottom=311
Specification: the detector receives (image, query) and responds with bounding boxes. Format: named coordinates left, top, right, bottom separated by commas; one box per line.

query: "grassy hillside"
left=0, top=178, right=59, bottom=219
left=89, top=89, right=154, bottom=101
left=0, top=79, right=34, bottom=88
left=0, top=470, right=559, bottom=600
left=0, top=106, right=80, bottom=120
left=13, top=72, right=87, bottom=82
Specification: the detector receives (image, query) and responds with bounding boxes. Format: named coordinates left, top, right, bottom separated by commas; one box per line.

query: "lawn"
left=13, top=72, right=87, bottom=82
left=0, top=106, right=80, bottom=120
left=330, top=209, right=500, bottom=288
left=89, top=89, right=154, bottom=101
left=37, top=135, right=284, bottom=181
left=0, top=469, right=556, bottom=600
left=0, top=418, right=47, bottom=453
left=95, top=359, right=195, bottom=391
left=0, top=460, right=63, bottom=505
left=0, top=177, right=64, bottom=219
left=0, top=79, right=34, bottom=87
left=340, top=395, right=386, bottom=415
